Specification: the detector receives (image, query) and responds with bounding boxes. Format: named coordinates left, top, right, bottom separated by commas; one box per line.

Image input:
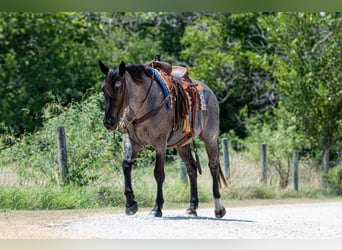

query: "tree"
left=0, top=13, right=104, bottom=135
left=261, top=13, right=342, bottom=171
left=180, top=13, right=279, bottom=136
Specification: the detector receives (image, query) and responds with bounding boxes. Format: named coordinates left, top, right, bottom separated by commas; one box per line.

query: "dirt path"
left=1, top=201, right=342, bottom=239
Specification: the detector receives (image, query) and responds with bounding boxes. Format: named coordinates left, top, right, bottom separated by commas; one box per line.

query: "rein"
left=121, top=66, right=169, bottom=131
left=111, top=62, right=203, bottom=175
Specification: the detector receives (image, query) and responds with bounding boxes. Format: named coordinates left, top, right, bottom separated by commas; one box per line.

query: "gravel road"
left=60, top=201, right=342, bottom=239
left=1, top=201, right=342, bottom=239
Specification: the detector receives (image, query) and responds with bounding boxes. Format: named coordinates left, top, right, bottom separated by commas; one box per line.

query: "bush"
left=326, top=163, right=342, bottom=195
left=0, top=92, right=123, bottom=185
left=242, top=107, right=306, bottom=189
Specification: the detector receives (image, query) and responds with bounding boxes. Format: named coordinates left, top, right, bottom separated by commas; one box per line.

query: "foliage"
left=0, top=90, right=157, bottom=187
left=242, top=107, right=305, bottom=188
left=0, top=92, right=122, bottom=185
left=1, top=12, right=342, bottom=208
left=0, top=12, right=105, bottom=135
left=326, top=163, right=342, bottom=195
left=261, top=12, right=342, bottom=154
left=180, top=13, right=279, bottom=136
left=0, top=12, right=176, bottom=136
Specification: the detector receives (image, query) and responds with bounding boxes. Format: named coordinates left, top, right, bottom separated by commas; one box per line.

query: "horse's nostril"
left=104, top=118, right=115, bottom=127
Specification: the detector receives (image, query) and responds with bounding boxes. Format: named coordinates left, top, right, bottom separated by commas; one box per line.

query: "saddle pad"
left=149, top=66, right=208, bottom=111
left=148, top=67, right=172, bottom=109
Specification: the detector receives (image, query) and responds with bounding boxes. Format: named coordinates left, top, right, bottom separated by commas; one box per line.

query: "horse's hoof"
left=150, top=210, right=163, bottom=218
left=126, top=203, right=138, bottom=216
left=185, top=208, right=197, bottom=217
left=214, top=207, right=226, bottom=218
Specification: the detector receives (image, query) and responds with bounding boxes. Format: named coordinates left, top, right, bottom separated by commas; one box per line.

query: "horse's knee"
left=122, top=160, right=133, bottom=172
left=186, top=165, right=197, bottom=178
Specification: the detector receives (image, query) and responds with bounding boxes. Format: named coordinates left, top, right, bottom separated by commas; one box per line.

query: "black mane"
left=126, top=64, right=152, bottom=85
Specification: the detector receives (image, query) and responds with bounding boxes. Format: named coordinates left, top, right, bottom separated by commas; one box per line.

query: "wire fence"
left=1, top=136, right=341, bottom=190
left=221, top=139, right=341, bottom=190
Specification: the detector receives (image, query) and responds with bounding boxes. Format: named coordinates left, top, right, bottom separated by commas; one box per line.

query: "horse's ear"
left=99, top=60, right=109, bottom=75
left=119, top=61, right=126, bottom=76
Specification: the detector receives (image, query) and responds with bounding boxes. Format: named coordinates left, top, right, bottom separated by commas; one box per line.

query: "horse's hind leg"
left=177, top=144, right=199, bottom=216
left=202, top=137, right=226, bottom=218
left=150, top=148, right=166, bottom=217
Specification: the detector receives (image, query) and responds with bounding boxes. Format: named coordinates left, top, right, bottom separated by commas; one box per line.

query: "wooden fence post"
left=222, top=138, right=230, bottom=180
left=261, top=143, right=267, bottom=185
left=293, top=150, right=299, bottom=191
left=57, top=126, right=69, bottom=184
left=322, top=148, right=330, bottom=173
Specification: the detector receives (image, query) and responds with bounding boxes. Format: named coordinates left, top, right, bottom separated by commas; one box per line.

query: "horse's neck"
left=124, top=73, right=161, bottom=119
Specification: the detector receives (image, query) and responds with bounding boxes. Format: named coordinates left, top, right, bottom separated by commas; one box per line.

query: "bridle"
left=104, top=65, right=169, bottom=133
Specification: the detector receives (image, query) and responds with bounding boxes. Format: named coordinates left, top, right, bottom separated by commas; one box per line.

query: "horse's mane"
left=126, top=64, right=152, bottom=85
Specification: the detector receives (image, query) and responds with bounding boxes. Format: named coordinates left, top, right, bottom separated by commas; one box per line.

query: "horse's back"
left=194, top=80, right=220, bottom=139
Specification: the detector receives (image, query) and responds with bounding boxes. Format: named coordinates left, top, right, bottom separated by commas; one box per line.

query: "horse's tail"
left=218, top=162, right=228, bottom=188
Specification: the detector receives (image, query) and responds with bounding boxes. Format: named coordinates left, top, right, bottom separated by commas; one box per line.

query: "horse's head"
left=99, top=60, right=127, bottom=131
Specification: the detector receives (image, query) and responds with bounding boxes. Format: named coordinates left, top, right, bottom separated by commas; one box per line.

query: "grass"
left=0, top=185, right=96, bottom=210
left=1, top=90, right=338, bottom=211
left=0, top=147, right=335, bottom=211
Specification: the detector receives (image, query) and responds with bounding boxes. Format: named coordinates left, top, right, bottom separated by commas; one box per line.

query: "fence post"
left=322, top=148, right=330, bottom=173
left=261, top=143, right=267, bottom=185
left=293, top=150, right=299, bottom=191
left=222, top=138, right=230, bottom=180
left=57, top=126, right=69, bottom=184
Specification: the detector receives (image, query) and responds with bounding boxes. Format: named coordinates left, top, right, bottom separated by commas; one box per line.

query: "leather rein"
left=111, top=63, right=202, bottom=175
left=120, top=66, right=170, bottom=131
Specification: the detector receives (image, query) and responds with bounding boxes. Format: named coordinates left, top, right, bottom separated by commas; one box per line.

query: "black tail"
left=218, top=162, right=228, bottom=188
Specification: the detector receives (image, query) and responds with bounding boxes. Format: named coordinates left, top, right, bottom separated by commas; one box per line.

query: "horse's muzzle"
left=103, top=117, right=118, bottom=131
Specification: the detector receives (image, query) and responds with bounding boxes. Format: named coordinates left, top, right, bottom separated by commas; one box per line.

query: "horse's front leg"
left=150, top=148, right=166, bottom=217
left=122, top=135, right=140, bottom=215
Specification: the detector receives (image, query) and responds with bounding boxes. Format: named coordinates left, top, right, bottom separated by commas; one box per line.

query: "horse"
left=98, top=59, right=227, bottom=218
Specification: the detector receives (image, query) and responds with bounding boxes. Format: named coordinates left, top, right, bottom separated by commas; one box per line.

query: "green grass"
left=1, top=87, right=339, bottom=211
left=0, top=185, right=97, bottom=210
left=0, top=146, right=336, bottom=211
left=0, top=160, right=333, bottom=211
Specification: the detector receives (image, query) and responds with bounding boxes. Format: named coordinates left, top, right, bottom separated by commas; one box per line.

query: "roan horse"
left=99, top=59, right=227, bottom=218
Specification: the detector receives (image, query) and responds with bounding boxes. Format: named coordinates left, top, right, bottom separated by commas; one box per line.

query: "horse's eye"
left=114, top=81, right=123, bottom=90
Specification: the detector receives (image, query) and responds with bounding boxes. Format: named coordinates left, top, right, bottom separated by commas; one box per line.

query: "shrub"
left=0, top=92, right=123, bottom=185
left=326, top=163, right=342, bottom=195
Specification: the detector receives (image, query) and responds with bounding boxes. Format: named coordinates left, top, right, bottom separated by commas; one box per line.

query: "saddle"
left=145, top=57, right=204, bottom=174
left=148, top=61, right=192, bottom=82
left=144, top=59, right=202, bottom=148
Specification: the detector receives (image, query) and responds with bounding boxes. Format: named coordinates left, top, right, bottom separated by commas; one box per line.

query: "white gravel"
left=62, top=201, right=342, bottom=239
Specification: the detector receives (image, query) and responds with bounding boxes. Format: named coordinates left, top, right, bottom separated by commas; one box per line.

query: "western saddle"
left=144, top=57, right=203, bottom=173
